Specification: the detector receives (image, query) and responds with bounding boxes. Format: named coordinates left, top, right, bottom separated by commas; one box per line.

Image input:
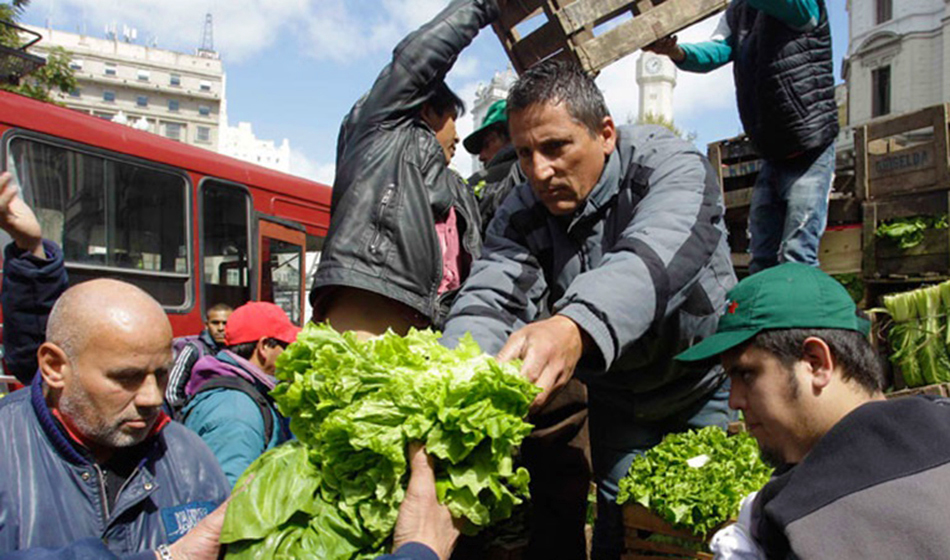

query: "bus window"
left=258, top=219, right=305, bottom=325
left=8, top=137, right=190, bottom=307
left=304, top=233, right=324, bottom=322
left=201, top=181, right=251, bottom=312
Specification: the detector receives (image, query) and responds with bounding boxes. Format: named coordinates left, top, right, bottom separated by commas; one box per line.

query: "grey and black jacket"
left=310, top=0, right=497, bottom=326
left=468, top=144, right=525, bottom=236
left=752, top=397, right=950, bottom=558
left=442, top=125, right=736, bottom=419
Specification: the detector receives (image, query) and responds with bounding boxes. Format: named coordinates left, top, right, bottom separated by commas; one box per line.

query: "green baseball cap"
left=676, top=263, right=870, bottom=362
left=463, top=99, right=508, bottom=155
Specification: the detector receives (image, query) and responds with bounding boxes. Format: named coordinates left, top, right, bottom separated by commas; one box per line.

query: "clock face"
left=645, top=57, right=661, bottom=75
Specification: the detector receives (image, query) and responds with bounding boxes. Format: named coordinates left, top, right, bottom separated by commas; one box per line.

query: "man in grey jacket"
left=441, top=60, right=737, bottom=560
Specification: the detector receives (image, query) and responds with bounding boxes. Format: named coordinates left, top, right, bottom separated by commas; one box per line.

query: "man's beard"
left=757, top=443, right=787, bottom=469
left=59, top=388, right=156, bottom=449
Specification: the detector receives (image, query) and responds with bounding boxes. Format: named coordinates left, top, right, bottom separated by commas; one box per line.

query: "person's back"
left=178, top=302, right=298, bottom=485
left=181, top=351, right=290, bottom=486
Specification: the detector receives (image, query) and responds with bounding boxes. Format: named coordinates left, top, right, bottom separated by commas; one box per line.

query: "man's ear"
left=801, top=337, right=834, bottom=391
left=38, top=342, right=70, bottom=389
left=600, top=115, right=617, bottom=155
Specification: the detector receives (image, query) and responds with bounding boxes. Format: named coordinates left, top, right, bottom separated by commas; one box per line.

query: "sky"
left=22, top=1, right=850, bottom=184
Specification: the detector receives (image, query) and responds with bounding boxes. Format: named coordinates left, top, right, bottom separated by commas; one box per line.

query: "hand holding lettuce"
left=220, top=324, right=540, bottom=559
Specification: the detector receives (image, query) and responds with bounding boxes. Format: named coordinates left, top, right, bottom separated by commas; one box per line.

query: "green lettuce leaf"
left=224, top=324, right=540, bottom=559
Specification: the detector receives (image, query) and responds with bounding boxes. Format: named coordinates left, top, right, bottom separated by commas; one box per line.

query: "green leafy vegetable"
left=616, top=427, right=772, bottom=537
left=875, top=215, right=948, bottom=249
left=883, top=281, right=950, bottom=388
left=221, top=324, right=540, bottom=559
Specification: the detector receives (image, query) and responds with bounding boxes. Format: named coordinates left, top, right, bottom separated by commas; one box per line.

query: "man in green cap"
left=464, top=99, right=525, bottom=234
left=677, top=262, right=950, bottom=559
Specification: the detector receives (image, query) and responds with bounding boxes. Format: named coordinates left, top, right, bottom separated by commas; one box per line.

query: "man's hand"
left=164, top=499, right=229, bottom=560
left=393, top=443, right=460, bottom=560
left=497, top=315, right=590, bottom=412
left=643, top=35, right=685, bottom=62
left=0, top=172, right=43, bottom=258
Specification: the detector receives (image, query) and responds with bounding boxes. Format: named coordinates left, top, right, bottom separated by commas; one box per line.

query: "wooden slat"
left=510, top=20, right=570, bottom=71
left=819, top=226, right=862, bottom=276
left=855, top=125, right=869, bottom=201
left=623, top=504, right=706, bottom=540
left=724, top=187, right=753, bottom=209
left=866, top=104, right=948, bottom=142
left=707, top=142, right=723, bottom=192
left=576, top=0, right=727, bottom=73
left=624, top=534, right=712, bottom=558
left=867, top=143, right=936, bottom=181
left=933, top=104, right=950, bottom=190
left=497, top=0, right=547, bottom=31
left=558, top=0, right=635, bottom=34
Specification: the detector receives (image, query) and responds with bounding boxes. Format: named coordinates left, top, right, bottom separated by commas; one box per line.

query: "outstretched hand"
left=0, top=172, right=43, bottom=258
left=643, top=35, right=685, bottom=62
left=497, top=315, right=590, bottom=412
left=393, top=443, right=460, bottom=560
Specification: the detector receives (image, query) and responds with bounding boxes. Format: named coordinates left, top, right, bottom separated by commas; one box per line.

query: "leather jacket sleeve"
left=357, top=0, right=499, bottom=126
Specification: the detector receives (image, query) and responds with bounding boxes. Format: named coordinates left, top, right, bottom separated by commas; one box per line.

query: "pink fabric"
left=435, top=207, right=464, bottom=294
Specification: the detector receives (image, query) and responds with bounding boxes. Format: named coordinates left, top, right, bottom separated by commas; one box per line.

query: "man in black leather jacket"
left=310, top=0, right=501, bottom=337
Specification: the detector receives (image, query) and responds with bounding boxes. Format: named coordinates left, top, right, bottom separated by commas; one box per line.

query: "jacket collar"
left=199, top=330, right=221, bottom=353
left=30, top=371, right=171, bottom=466
left=566, top=146, right=621, bottom=234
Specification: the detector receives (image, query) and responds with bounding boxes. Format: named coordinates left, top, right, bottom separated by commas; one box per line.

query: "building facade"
left=844, top=0, right=949, bottom=126
left=23, top=24, right=224, bottom=149
left=636, top=51, right=677, bottom=123
left=470, top=67, right=516, bottom=174
left=219, top=121, right=291, bottom=173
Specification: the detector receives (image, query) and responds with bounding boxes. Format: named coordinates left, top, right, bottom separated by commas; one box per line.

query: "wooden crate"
left=820, top=224, right=862, bottom=276
left=855, top=103, right=950, bottom=201
left=622, top=504, right=714, bottom=560
left=887, top=382, right=950, bottom=400
left=708, top=135, right=760, bottom=211
left=493, top=0, right=727, bottom=75
left=863, top=190, right=950, bottom=280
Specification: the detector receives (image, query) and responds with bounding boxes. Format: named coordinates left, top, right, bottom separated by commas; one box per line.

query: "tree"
left=630, top=112, right=698, bottom=143
left=0, top=0, right=77, bottom=103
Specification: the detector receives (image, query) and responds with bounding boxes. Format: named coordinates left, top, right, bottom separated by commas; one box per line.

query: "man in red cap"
left=180, top=301, right=301, bottom=485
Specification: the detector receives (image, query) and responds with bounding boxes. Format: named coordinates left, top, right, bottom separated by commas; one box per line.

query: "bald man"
left=0, top=278, right=231, bottom=559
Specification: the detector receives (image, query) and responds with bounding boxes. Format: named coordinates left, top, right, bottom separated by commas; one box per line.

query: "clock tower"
left=636, top=51, right=677, bottom=123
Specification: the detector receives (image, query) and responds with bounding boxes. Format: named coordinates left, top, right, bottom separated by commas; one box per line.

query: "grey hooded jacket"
left=442, top=125, right=736, bottom=419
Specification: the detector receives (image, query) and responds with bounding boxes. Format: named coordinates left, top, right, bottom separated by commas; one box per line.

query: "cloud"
left=290, top=148, right=335, bottom=185
left=33, top=0, right=458, bottom=63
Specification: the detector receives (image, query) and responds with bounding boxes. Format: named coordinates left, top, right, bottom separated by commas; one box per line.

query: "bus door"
left=257, top=215, right=306, bottom=326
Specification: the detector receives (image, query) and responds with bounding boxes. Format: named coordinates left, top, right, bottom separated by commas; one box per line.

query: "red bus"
left=0, top=90, right=333, bottom=341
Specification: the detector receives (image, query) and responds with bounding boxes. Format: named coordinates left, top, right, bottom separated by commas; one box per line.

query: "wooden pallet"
left=622, top=504, right=716, bottom=560
left=863, top=191, right=950, bottom=280
left=855, top=103, right=950, bottom=201
left=493, top=0, right=727, bottom=75
left=708, top=135, right=759, bottom=210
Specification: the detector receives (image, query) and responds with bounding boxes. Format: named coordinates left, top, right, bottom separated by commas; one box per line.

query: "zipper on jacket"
left=369, top=184, right=396, bottom=255
left=92, top=464, right=111, bottom=523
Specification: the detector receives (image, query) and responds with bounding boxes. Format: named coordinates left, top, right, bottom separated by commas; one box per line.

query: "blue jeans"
left=588, top=381, right=736, bottom=560
left=748, top=142, right=835, bottom=274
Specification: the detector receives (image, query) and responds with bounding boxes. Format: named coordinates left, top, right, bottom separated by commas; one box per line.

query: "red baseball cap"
left=225, top=302, right=301, bottom=346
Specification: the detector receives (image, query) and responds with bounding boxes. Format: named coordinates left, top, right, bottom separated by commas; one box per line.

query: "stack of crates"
left=858, top=104, right=950, bottom=287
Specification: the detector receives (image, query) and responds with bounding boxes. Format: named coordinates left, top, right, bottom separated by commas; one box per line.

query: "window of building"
left=876, top=0, right=892, bottom=24
left=168, top=99, right=180, bottom=112
left=165, top=122, right=182, bottom=141
left=137, top=95, right=148, bottom=107
left=103, top=90, right=116, bottom=103
left=7, top=138, right=190, bottom=307
left=199, top=80, right=212, bottom=92
left=69, top=89, right=81, bottom=98
left=69, top=59, right=83, bottom=71
left=104, top=63, right=117, bottom=77
left=202, top=181, right=251, bottom=310
left=872, top=66, right=891, bottom=118
left=198, top=104, right=211, bottom=117
left=196, top=126, right=211, bottom=143
left=170, top=73, right=181, bottom=86
left=94, top=112, right=114, bottom=120
left=137, top=69, right=150, bottom=81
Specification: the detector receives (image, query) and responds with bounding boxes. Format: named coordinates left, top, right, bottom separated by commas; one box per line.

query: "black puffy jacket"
left=728, top=0, right=838, bottom=160
left=311, top=0, right=497, bottom=326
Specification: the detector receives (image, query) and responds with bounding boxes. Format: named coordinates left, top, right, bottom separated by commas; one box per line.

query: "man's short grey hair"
left=46, top=292, right=82, bottom=361
left=507, top=59, right=610, bottom=137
